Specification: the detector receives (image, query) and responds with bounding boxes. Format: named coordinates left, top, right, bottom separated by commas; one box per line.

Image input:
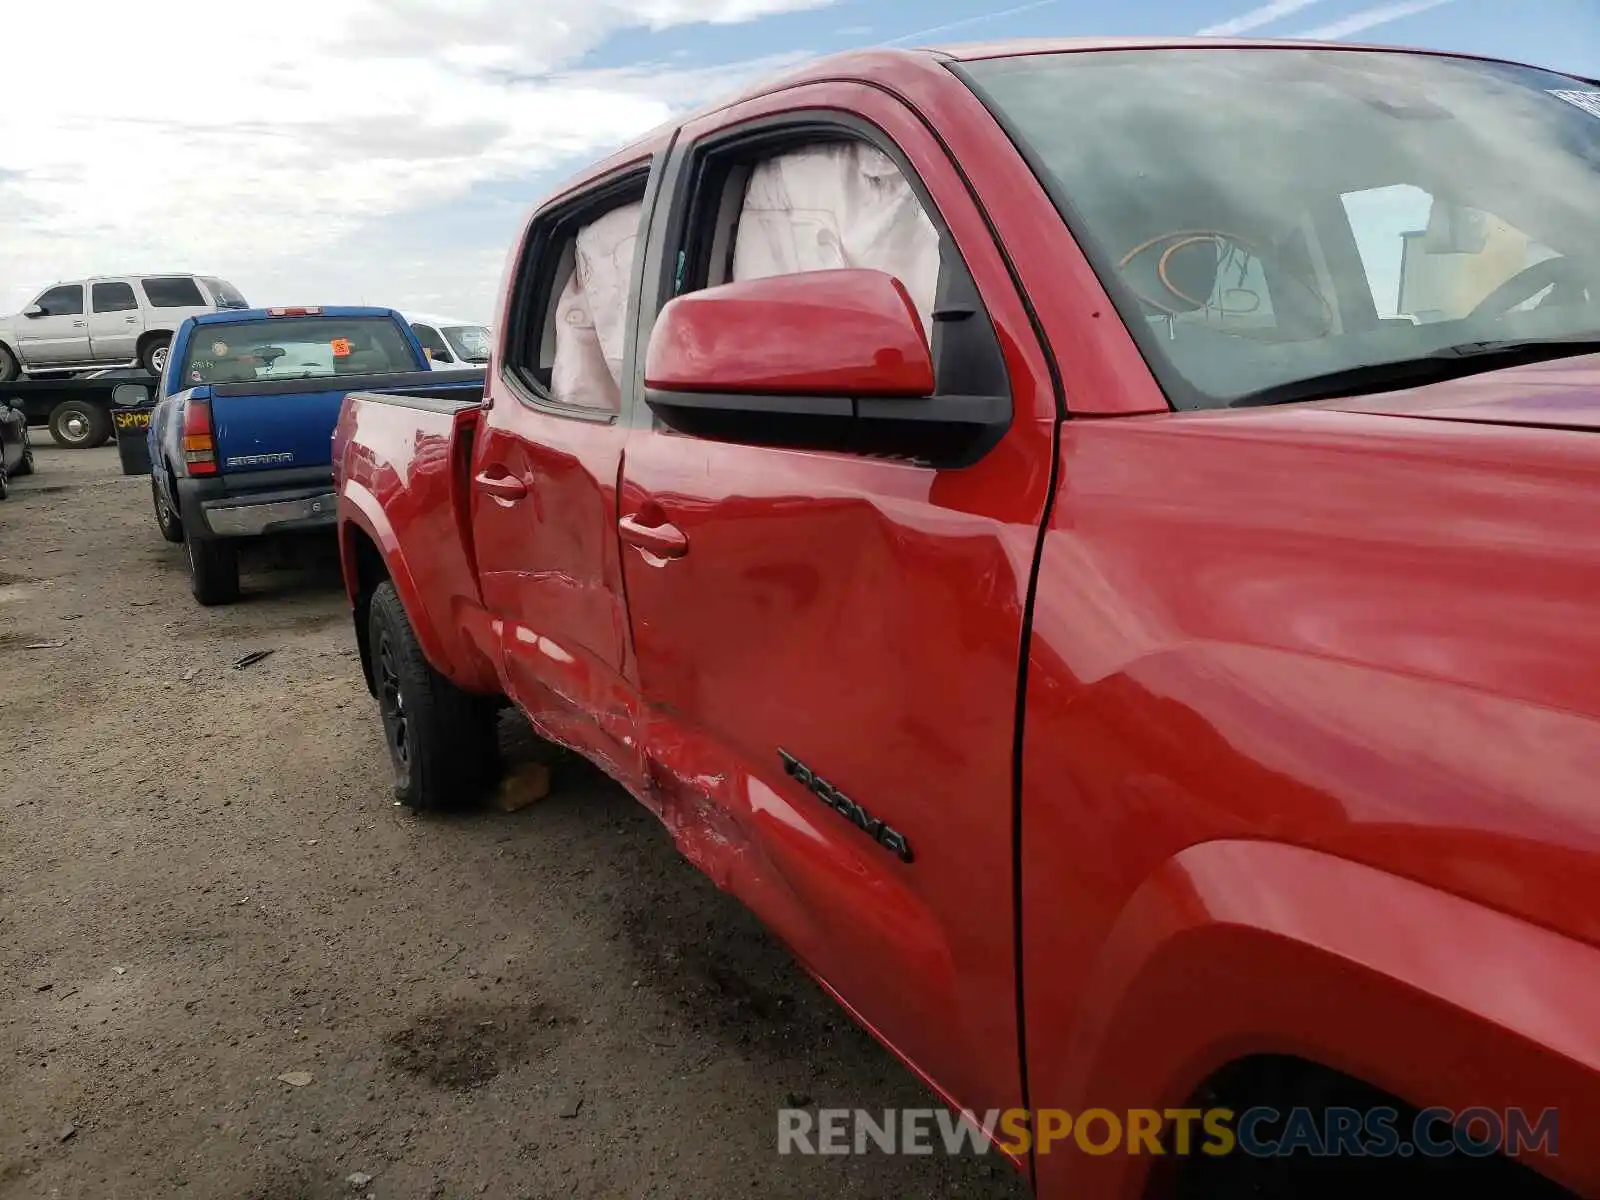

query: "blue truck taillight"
left=182, top=399, right=217, bottom=474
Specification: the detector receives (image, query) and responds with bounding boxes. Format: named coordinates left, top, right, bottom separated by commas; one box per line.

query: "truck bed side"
left=333, top=388, right=499, bottom=694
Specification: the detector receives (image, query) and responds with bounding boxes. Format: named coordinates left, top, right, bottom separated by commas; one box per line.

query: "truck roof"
left=33, top=272, right=207, bottom=288
left=404, top=312, right=486, bottom=329
left=188, top=305, right=401, bottom=326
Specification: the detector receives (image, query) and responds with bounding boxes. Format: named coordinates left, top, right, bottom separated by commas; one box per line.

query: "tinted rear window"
left=142, top=277, right=207, bottom=308
left=179, top=316, right=418, bottom=385
left=92, top=282, right=138, bottom=313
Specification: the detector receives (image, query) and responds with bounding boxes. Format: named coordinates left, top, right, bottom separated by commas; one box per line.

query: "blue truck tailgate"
left=208, top=371, right=480, bottom=474
left=211, top=380, right=348, bottom=473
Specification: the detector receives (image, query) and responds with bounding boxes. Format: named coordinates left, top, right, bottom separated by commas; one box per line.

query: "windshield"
left=201, top=277, right=249, bottom=311
left=442, top=324, right=491, bottom=363
left=958, top=49, right=1600, bottom=408
left=179, top=316, right=416, bottom=385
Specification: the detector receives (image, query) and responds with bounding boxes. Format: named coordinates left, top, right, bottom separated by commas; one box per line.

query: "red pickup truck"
left=333, top=38, right=1600, bottom=1200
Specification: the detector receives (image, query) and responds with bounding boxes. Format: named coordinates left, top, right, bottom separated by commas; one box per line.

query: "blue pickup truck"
left=144, top=306, right=484, bottom=605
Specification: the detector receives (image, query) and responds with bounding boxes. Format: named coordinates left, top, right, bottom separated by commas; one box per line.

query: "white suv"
left=0, top=274, right=249, bottom=381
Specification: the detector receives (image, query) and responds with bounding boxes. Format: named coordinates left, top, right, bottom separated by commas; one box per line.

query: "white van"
left=404, top=313, right=491, bottom=370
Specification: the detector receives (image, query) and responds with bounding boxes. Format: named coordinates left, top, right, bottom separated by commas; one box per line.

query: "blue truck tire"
left=185, top=533, right=239, bottom=606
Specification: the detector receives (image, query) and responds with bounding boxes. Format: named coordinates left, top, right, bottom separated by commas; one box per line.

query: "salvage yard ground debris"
left=0, top=445, right=1024, bottom=1200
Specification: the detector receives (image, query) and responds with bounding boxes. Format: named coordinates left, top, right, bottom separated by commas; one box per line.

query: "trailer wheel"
left=0, top=344, right=17, bottom=383
left=48, top=400, right=112, bottom=449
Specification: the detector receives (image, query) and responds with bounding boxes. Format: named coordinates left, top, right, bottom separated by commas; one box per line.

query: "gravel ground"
left=0, top=444, right=1030, bottom=1200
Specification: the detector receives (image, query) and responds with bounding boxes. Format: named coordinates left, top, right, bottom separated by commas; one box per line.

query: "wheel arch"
left=344, top=522, right=389, bottom=697
left=1030, top=840, right=1600, bottom=1200
left=338, top=486, right=455, bottom=692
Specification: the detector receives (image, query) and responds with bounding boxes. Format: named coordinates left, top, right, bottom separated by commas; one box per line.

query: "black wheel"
left=13, top=429, right=33, bottom=477
left=0, top=465, right=9, bottom=500
left=152, top=476, right=183, bottom=542
left=140, top=336, right=171, bottom=378
left=0, top=344, right=18, bottom=383
left=367, top=580, right=500, bottom=811
left=48, top=400, right=112, bottom=449
left=184, top=534, right=239, bottom=606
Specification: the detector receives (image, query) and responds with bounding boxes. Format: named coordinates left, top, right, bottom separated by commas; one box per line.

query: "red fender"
left=338, top=479, right=459, bottom=679
left=1031, top=840, right=1600, bottom=1199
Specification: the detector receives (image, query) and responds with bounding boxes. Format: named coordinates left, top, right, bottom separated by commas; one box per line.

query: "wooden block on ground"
left=495, top=762, right=552, bottom=813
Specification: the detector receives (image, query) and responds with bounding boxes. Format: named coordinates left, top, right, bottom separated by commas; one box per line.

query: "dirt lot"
left=0, top=445, right=1029, bottom=1200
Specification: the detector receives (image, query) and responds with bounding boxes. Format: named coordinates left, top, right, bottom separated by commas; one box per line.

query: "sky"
left=1, top=0, right=1596, bottom=324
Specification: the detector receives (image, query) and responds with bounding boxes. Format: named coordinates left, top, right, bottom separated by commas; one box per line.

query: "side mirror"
left=112, top=383, right=152, bottom=407
left=22, top=304, right=44, bottom=318
left=433, top=348, right=455, bottom=363
left=1422, top=199, right=1491, bottom=255
left=644, top=268, right=933, bottom=407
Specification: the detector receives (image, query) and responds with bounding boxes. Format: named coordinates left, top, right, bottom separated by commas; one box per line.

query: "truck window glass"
left=729, top=141, right=942, bottom=338
left=442, top=325, right=491, bottom=363
left=92, top=281, right=139, bottom=313
left=142, top=277, right=207, bottom=308
left=178, top=316, right=416, bottom=385
left=959, top=49, right=1600, bottom=408
left=548, top=200, right=644, bottom=412
left=410, top=323, right=450, bottom=356
left=200, top=277, right=250, bottom=310
left=36, top=285, right=84, bottom=316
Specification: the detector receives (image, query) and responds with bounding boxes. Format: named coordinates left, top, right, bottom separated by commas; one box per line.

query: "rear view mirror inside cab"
left=643, top=268, right=934, bottom=401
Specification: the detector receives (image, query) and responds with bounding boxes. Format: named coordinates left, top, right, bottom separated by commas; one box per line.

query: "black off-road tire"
left=0, top=344, right=18, bottom=383
left=367, top=580, right=500, bottom=811
left=152, top=476, right=183, bottom=542
left=48, top=400, right=112, bottom=449
left=185, top=534, right=240, bottom=606
left=0, top=465, right=9, bottom=500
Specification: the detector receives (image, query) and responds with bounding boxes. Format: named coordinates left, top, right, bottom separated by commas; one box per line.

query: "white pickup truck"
left=403, top=313, right=492, bottom=370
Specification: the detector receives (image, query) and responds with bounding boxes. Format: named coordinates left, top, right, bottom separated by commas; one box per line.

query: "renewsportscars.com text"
left=777, top=1105, right=1559, bottom=1159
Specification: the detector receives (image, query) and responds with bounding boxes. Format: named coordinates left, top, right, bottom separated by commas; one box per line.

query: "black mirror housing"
left=112, top=383, right=152, bottom=407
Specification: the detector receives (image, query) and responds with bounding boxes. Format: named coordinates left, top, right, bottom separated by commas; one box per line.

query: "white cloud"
left=0, top=0, right=833, bottom=320
left=1196, top=0, right=1328, bottom=36
left=1295, top=0, right=1456, bottom=39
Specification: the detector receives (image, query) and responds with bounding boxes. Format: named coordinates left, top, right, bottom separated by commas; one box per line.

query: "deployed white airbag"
left=731, top=143, right=941, bottom=337
left=551, top=200, right=644, bottom=410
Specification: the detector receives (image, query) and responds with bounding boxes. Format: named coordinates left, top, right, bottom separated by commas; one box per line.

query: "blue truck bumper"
left=176, top=468, right=336, bottom=539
